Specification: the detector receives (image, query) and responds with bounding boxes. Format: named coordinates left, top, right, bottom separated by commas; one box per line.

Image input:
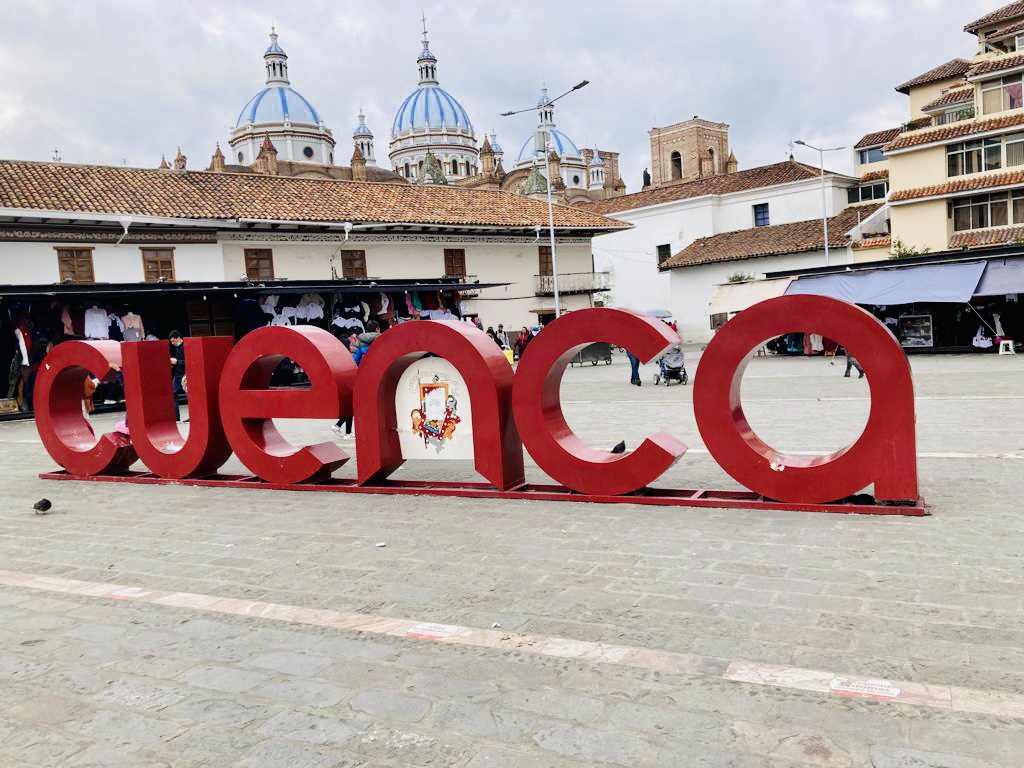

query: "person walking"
left=844, top=352, right=864, bottom=379
left=626, top=350, right=642, bottom=386
left=168, top=330, right=186, bottom=421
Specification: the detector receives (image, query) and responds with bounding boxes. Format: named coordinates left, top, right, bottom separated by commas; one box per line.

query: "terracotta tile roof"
left=895, top=59, right=971, bottom=94
left=853, top=235, right=892, bottom=250
left=860, top=169, right=890, bottom=182
left=886, top=112, right=1024, bottom=151
left=854, top=128, right=901, bottom=149
left=965, top=2, right=1024, bottom=34
left=0, top=159, right=626, bottom=231
left=920, top=87, right=975, bottom=112
left=661, top=204, right=883, bottom=270
left=576, top=160, right=836, bottom=216
left=949, top=225, right=1024, bottom=247
left=987, top=17, right=1024, bottom=39
left=889, top=168, right=1024, bottom=202
left=967, top=51, right=1024, bottom=77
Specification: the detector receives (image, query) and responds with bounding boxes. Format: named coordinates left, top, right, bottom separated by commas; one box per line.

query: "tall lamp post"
left=501, top=80, right=589, bottom=319
left=794, top=140, right=845, bottom=268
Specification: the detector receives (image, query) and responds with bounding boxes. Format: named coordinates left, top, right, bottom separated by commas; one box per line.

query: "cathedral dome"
left=236, top=87, right=321, bottom=128
left=392, top=86, right=473, bottom=134
left=516, top=129, right=580, bottom=162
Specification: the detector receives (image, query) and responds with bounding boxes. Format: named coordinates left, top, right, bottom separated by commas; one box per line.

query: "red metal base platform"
left=39, top=471, right=928, bottom=516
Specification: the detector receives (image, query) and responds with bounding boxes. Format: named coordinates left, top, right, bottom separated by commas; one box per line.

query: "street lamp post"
left=794, top=140, right=845, bottom=268
left=501, top=80, right=589, bottom=319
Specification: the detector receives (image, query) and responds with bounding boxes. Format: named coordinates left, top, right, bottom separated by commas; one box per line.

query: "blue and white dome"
left=388, top=20, right=479, bottom=184
left=591, top=149, right=604, bottom=165
left=516, top=129, right=581, bottom=162
left=392, top=87, right=473, bottom=134
left=228, top=29, right=335, bottom=168
left=352, top=110, right=374, bottom=138
left=236, top=87, right=321, bottom=127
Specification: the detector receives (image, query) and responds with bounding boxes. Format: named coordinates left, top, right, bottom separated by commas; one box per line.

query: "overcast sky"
left=0, top=0, right=996, bottom=188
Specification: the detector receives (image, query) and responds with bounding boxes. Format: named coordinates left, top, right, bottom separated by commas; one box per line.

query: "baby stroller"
left=653, top=344, right=688, bottom=385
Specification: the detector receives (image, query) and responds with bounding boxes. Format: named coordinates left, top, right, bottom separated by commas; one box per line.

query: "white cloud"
left=0, top=0, right=986, bottom=189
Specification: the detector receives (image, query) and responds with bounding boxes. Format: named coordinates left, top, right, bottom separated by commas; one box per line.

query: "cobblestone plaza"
left=2, top=350, right=1023, bottom=766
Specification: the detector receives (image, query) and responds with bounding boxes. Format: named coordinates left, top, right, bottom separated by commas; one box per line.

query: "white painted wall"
left=592, top=177, right=852, bottom=315
left=669, top=248, right=847, bottom=343
left=0, top=236, right=597, bottom=334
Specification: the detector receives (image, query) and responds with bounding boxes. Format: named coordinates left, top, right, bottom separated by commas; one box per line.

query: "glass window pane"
left=948, top=151, right=963, bottom=177
left=986, top=142, right=1002, bottom=170
left=973, top=202, right=989, bottom=228
left=965, top=147, right=981, bottom=174
left=1007, top=140, right=1024, bottom=167
left=1009, top=82, right=1024, bottom=110
left=953, top=205, right=971, bottom=231
left=1013, top=196, right=1024, bottom=223
left=983, top=87, right=1003, bottom=114
left=991, top=199, right=1009, bottom=226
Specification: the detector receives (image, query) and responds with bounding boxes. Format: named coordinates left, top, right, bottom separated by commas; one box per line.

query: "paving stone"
left=246, top=650, right=334, bottom=676
left=257, top=710, right=365, bottom=747
left=233, top=739, right=345, bottom=768
left=253, top=678, right=351, bottom=708
left=532, top=723, right=656, bottom=766
left=349, top=690, right=432, bottom=723
left=176, top=664, right=270, bottom=693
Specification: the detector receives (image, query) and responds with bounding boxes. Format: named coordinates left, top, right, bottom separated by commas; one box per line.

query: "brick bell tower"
left=648, top=117, right=733, bottom=189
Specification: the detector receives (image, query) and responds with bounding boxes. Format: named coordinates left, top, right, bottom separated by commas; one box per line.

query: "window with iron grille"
left=538, top=245, right=553, bottom=276
left=753, top=203, right=770, bottom=227
left=56, top=248, right=95, bottom=284
left=141, top=248, right=175, bottom=283
left=341, top=250, right=367, bottom=279
left=443, top=248, right=466, bottom=277
left=244, top=249, right=274, bottom=280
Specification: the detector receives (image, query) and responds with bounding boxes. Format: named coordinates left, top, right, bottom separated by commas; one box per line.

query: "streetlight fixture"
left=794, top=139, right=846, bottom=267
left=501, top=80, right=590, bottom=319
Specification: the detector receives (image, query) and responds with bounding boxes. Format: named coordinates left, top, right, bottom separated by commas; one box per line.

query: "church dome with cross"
left=228, top=29, right=336, bottom=168
left=388, top=16, right=479, bottom=184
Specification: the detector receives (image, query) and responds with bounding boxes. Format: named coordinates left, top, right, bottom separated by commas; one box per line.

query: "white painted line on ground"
left=1, top=569, right=1022, bottom=720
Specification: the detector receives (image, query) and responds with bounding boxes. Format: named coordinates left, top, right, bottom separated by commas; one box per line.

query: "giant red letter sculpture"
left=34, top=341, right=137, bottom=476
left=512, top=308, right=687, bottom=495
left=353, top=319, right=524, bottom=490
left=694, top=295, right=918, bottom=504
left=122, top=337, right=233, bottom=479
left=219, top=326, right=355, bottom=484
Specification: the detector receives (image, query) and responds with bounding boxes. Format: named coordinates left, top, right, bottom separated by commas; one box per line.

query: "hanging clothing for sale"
left=333, top=315, right=364, bottom=332
left=993, top=313, right=1005, bottom=337
left=972, top=325, right=993, bottom=349
left=809, top=334, right=824, bottom=353
left=296, top=293, right=325, bottom=321
left=259, top=295, right=280, bottom=315
left=339, top=298, right=363, bottom=318
left=122, top=312, right=145, bottom=342
left=84, top=306, right=109, bottom=339
left=60, top=305, right=74, bottom=336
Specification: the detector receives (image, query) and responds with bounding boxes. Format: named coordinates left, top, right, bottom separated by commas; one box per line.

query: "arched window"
left=452, top=159, right=459, bottom=175
left=670, top=151, right=682, bottom=180
left=465, top=161, right=471, bottom=176
left=404, top=163, right=411, bottom=177
left=708, top=147, right=716, bottom=174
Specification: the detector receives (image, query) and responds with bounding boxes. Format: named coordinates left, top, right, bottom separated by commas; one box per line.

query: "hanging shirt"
left=122, top=312, right=145, bottom=342
left=84, top=307, right=109, bottom=340
left=297, top=293, right=325, bottom=320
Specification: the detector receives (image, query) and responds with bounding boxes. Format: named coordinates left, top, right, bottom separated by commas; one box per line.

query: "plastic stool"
left=999, top=339, right=1016, bottom=355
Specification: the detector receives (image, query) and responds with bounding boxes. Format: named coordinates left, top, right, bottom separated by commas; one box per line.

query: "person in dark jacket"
left=169, top=330, right=186, bottom=421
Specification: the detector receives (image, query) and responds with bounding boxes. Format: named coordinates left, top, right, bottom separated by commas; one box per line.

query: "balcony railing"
left=445, top=273, right=480, bottom=298
left=535, top=271, right=611, bottom=296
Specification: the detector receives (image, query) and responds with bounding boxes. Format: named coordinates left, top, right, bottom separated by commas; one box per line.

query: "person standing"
left=626, top=350, right=642, bottom=386
left=514, top=327, right=531, bottom=360
left=168, top=330, right=186, bottom=422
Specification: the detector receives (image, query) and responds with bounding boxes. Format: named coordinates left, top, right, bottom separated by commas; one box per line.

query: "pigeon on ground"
left=33, top=499, right=52, bottom=515
left=611, top=441, right=626, bottom=454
